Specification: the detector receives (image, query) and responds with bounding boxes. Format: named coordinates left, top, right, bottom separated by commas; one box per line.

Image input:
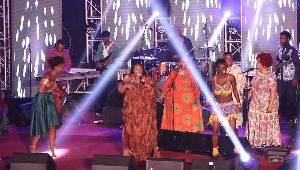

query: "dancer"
left=159, top=58, right=204, bottom=132
left=29, top=56, right=65, bottom=157
left=246, top=53, right=281, bottom=147
left=224, top=52, right=246, bottom=128
left=208, top=58, right=243, bottom=157
left=118, top=63, right=160, bottom=161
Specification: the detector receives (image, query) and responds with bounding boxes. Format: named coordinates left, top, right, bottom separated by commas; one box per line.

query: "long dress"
left=245, top=71, right=281, bottom=147
left=160, top=70, right=204, bottom=132
left=122, top=75, right=160, bottom=161
left=30, top=78, right=62, bottom=140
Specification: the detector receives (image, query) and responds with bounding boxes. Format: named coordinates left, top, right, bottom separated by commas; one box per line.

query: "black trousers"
left=277, top=80, right=297, bottom=120
left=94, top=81, right=118, bottom=113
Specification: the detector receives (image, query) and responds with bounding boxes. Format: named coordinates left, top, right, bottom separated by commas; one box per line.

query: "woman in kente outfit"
left=208, top=58, right=243, bottom=157
left=246, top=53, right=281, bottom=147
left=29, top=56, right=65, bottom=157
left=118, top=63, right=160, bottom=161
left=159, top=59, right=204, bottom=132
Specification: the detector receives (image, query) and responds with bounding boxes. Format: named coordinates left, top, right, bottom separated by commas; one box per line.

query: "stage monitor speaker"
left=158, top=129, right=252, bottom=158
left=92, top=155, right=137, bottom=170
left=191, top=159, right=234, bottom=170
left=7, top=97, right=33, bottom=126
left=146, top=157, right=186, bottom=170
left=10, top=152, right=56, bottom=170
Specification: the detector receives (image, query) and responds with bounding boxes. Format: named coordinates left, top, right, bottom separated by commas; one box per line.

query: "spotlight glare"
left=153, top=11, right=160, bottom=17
left=225, top=11, right=231, bottom=17
left=241, top=154, right=250, bottom=162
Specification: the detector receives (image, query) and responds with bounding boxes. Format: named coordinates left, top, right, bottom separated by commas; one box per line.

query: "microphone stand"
left=168, top=67, right=180, bottom=130
left=28, top=44, right=32, bottom=97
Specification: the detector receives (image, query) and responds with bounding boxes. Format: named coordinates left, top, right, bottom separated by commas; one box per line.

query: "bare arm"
left=118, top=75, right=135, bottom=93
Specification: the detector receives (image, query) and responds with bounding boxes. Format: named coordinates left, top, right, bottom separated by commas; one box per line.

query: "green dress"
left=29, top=78, right=62, bottom=140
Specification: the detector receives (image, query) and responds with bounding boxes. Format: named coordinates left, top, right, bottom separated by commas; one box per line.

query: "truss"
left=85, top=0, right=102, bottom=62
left=0, top=0, right=11, bottom=94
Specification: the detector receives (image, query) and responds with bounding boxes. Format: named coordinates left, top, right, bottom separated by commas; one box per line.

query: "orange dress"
left=160, top=70, right=204, bottom=132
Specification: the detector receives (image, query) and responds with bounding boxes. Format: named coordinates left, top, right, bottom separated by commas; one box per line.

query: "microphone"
left=141, top=19, right=153, bottom=31
left=203, top=19, right=207, bottom=30
left=59, top=86, right=66, bottom=99
left=175, top=65, right=182, bottom=69
left=138, top=73, right=145, bottom=85
left=243, top=68, right=255, bottom=73
left=28, top=44, right=31, bottom=53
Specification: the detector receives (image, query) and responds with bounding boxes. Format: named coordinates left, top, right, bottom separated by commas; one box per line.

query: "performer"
left=166, top=25, right=194, bottom=62
left=273, top=31, right=300, bottom=123
left=94, top=30, right=119, bottom=124
left=224, top=52, right=246, bottom=128
left=29, top=56, right=65, bottom=157
left=159, top=59, right=204, bottom=132
left=118, top=63, right=160, bottom=161
left=45, top=39, right=72, bottom=113
left=246, top=53, right=281, bottom=147
left=207, top=58, right=243, bottom=157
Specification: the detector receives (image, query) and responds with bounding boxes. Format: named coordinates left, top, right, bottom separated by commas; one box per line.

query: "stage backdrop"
left=102, top=0, right=297, bottom=68
left=242, top=0, right=298, bottom=68
left=11, top=0, right=62, bottom=97
left=102, top=0, right=224, bottom=62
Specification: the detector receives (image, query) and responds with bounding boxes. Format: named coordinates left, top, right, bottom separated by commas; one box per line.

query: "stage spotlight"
left=225, top=11, right=231, bottom=17
left=236, top=154, right=259, bottom=170
left=153, top=11, right=160, bottom=17
left=241, top=154, right=250, bottom=162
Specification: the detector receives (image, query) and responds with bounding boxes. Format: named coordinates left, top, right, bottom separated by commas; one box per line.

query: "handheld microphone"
left=59, top=86, right=66, bottom=99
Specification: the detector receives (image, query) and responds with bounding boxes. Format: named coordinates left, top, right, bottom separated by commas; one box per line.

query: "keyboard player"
left=45, top=39, right=72, bottom=114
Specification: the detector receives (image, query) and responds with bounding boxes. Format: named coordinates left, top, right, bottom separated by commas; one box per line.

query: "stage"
left=0, top=109, right=298, bottom=170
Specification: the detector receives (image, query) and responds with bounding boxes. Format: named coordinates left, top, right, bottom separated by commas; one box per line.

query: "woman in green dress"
left=29, top=56, right=65, bottom=157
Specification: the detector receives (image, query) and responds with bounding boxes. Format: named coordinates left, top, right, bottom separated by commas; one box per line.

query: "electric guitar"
left=96, top=53, right=117, bottom=73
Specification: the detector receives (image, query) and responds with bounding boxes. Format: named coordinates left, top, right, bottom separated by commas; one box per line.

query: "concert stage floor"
left=0, top=111, right=298, bottom=170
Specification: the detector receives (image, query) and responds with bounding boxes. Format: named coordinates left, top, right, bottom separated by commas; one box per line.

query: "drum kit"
left=129, top=45, right=217, bottom=93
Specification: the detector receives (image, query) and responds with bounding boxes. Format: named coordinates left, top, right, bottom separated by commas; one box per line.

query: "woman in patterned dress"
left=29, top=56, right=65, bottom=157
left=207, top=58, right=243, bottom=157
left=246, top=53, right=281, bottom=147
left=118, top=63, right=160, bottom=161
left=159, top=59, right=204, bottom=133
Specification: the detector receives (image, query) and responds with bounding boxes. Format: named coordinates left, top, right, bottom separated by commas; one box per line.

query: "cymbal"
left=196, top=57, right=211, bottom=60
left=197, top=47, right=216, bottom=50
left=132, top=56, right=158, bottom=60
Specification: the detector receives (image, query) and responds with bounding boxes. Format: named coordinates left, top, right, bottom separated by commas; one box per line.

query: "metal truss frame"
left=224, top=17, right=242, bottom=62
left=85, top=0, right=102, bottom=63
left=0, top=0, right=11, bottom=94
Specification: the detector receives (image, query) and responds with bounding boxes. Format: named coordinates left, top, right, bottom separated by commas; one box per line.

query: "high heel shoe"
left=212, top=147, right=219, bottom=157
left=48, top=146, right=56, bottom=157
left=29, top=146, right=36, bottom=153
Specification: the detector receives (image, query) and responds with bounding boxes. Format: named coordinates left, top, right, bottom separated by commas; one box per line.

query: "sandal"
left=48, top=146, right=56, bottom=157
left=212, top=147, right=219, bottom=157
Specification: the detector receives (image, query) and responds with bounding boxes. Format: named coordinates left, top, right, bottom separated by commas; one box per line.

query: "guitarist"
left=94, top=30, right=119, bottom=124
left=273, top=31, right=300, bottom=123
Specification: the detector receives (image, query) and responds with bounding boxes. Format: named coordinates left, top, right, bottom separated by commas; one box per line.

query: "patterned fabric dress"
left=160, top=70, right=204, bottom=132
left=122, top=75, right=160, bottom=161
left=245, top=71, right=281, bottom=147
left=30, top=78, right=62, bottom=140
left=226, top=64, right=246, bottom=128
